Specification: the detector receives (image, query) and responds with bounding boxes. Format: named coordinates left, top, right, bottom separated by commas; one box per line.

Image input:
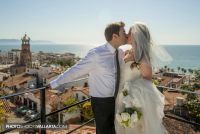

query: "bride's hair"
left=130, top=22, right=152, bottom=65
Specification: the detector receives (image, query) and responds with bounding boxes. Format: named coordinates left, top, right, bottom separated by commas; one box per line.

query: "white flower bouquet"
left=116, top=89, right=142, bottom=128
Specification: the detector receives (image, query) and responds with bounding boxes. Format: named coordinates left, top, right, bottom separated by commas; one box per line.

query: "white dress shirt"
left=50, top=43, right=117, bottom=97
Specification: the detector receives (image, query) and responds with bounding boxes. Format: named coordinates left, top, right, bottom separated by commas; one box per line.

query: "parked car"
left=29, top=113, right=40, bottom=120
left=15, top=106, right=29, bottom=115
left=20, top=107, right=30, bottom=115
left=24, top=112, right=40, bottom=121
left=26, top=110, right=36, bottom=116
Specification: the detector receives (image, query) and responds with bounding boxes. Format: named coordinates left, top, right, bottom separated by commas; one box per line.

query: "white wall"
left=62, top=110, right=80, bottom=123
left=25, top=93, right=52, bottom=114
left=27, top=67, right=51, bottom=78
left=0, top=72, right=9, bottom=82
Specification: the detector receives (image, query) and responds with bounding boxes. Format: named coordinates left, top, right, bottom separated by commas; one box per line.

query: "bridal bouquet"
left=116, top=88, right=142, bottom=128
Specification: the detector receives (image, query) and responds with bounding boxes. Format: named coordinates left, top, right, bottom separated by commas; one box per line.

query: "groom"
left=49, top=21, right=127, bottom=134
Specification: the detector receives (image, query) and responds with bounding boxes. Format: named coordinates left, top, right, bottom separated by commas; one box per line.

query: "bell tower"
left=20, top=34, right=32, bottom=67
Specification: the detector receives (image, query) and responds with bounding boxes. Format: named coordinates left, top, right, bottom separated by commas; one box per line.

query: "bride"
left=115, top=22, right=169, bottom=134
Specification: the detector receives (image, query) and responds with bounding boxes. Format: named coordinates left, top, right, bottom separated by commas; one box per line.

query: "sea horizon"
left=0, top=44, right=200, bottom=70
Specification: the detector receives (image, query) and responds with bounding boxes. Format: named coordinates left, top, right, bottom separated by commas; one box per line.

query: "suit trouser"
left=91, top=97, right=115, bottom=134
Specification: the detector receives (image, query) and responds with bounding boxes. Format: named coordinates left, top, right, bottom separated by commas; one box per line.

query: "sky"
left=0, top=0, right=200, bottom=45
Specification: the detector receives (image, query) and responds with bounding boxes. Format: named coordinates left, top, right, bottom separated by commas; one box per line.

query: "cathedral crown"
left=21, top=33, right=30, bottom=45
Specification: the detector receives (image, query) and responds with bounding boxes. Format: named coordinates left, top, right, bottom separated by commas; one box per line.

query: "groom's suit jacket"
left=50, top=43, right=118, bottom=97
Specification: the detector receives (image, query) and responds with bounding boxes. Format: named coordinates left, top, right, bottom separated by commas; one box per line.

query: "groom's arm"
left=50, top=49, right=96, bottom=89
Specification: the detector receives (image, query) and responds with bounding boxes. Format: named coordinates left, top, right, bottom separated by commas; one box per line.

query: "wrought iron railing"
left=0, top=78, right=199, bottom=134
left=0, top=77, right=94, bottom=134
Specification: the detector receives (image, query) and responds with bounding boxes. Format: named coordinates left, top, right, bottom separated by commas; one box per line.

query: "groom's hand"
left=124, top=48, right=135, bottom=63
left=44, top=84, right=51, bottom=89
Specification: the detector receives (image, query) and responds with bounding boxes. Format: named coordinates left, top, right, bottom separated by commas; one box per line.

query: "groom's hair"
left=104, top=21, right=125, bottom=42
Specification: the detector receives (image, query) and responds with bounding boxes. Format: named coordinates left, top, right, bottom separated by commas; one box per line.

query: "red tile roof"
left=159, top=76, right=173, bottom=86
left=3, top=73, right=34, bottom=87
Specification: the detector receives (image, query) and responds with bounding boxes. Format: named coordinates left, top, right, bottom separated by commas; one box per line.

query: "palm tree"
left=164, top=65, right=168, bottom=72
left=167, top=68, right=170, bottom=72
left=183, top=69, right=187, bottom=74
left=159, top=68, right=164, bottom=77
left=159, top=68, right=164, bottom=73
left=177, top=66, right=181, bottom=74
left=170, top=68, right=175, bottom=78
left=188, top=69, right=193, bottom=74
left=181, top=68, right=185, bottom=74
left=188, top=69, right=193, bottom=84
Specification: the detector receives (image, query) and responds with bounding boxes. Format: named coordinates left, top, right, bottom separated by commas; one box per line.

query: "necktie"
left=114, top=49, right=120, bottom=98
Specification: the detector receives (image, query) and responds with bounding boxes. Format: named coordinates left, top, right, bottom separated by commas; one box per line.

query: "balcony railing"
left=0, top=78, right=200, bottom=134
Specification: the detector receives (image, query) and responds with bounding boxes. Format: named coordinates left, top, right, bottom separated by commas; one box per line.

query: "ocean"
left=0, top=44, right=200, bottom=70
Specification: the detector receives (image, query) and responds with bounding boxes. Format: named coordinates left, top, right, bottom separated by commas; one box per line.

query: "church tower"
left=20, top=34, right=32, bottom=67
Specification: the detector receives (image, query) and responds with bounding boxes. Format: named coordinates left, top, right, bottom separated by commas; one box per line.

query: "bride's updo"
left=130, top=22, right=152, bottom=65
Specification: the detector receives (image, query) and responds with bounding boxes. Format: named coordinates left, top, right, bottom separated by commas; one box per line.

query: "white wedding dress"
left=115, top=61, right=167, bottom=134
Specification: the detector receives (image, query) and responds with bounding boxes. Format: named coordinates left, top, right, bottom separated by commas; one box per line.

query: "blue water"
left=0, top=44, right=200, bottom=70
left=0, top=44, right=95, bottom=58
left=162, top=45, right=200, bottom=69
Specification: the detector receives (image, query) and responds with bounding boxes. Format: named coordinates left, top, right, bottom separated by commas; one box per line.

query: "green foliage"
left=193, top=83, right=200, bottom=89
left=63, top=98, right=79, bottom=113
left=185, top=98, right=200, bottom=119
left=181, top=84, right=194, bottom=92
left=188, top=69, right=194, bottom=74
left=181, top=68, right=187, bottom=73
left=177, top=66, right=181, bottom=74
left=181, top=72, right=200, bottom=120
left=124, top=107, right=142, bottom=120
left=50, top=58, right=76, bottom=67
left=152, top=79, right=159, bottom=85
left=181, top=84, right=197, bottom=100
left=81, top=102, right=93, bottom=120
left=0, top=102, right=7, bottom=131
left=122, top=89, right=128, bottom=96
left=194, top=70, right=200, bottom=81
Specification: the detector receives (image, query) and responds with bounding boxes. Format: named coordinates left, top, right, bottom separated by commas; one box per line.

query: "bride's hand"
left=123, top=48, right=135, bottom=63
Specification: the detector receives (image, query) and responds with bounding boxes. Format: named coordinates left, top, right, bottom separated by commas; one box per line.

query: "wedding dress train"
left=115, top=62, right=167, bottom=134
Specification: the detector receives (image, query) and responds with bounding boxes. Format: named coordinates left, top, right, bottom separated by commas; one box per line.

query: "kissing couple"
left=50, top=21, right=169, bottom=134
